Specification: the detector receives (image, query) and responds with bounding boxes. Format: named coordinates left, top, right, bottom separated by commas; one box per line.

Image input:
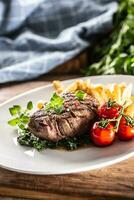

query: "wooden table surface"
left=0, top=75, right=134, bottom=200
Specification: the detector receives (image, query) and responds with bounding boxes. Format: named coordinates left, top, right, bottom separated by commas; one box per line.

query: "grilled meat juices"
left=28, top=92, right=98, bottom=142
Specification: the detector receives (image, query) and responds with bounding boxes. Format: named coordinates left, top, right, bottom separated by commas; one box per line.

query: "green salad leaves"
left=85, top=0, right=134, bottom=75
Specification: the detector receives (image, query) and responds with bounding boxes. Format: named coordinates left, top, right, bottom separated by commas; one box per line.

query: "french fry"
left=104, top=87, right=113, bottom=100
left=125, top=103, right=134, bottom=118
left=82, top=80, right=88, bottom=91
left=111, top=84, right=122, bottom=103
left=66, top=82, right=78, bottom=93
left=75, top=80, right=84, bottom=90
left=119, top=83, right=126, bottom=95
left=131, top=96, right=134, bottom=102
left=94, top=85, right=107, bottom=102
left=85, top=80, right=92, bottom=94
left=86, top=87, right=92, bottom=95
left=90, top=87, right=105, bottom=105
left=53, top=80, right=63, bottom=93
left=121, top=83, right=132, bottom=105
left=53, top=79, right=134, bottom=118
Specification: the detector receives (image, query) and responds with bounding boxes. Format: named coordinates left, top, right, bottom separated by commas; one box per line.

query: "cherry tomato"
left=118, top=116, right=134, bottom=141
left=91, top=122, right=115, bottom=147
left=98, top=100, right=122, bottom=119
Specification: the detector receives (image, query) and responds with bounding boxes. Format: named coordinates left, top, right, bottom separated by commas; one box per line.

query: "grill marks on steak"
left=28, top=93, right=99, bottom=141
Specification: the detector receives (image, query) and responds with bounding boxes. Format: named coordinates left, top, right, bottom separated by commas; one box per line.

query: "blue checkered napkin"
left=0, top=0, right=118, bottom=83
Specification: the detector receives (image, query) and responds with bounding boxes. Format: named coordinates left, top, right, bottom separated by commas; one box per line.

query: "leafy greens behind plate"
left=85, top=0, right=134, bottom=75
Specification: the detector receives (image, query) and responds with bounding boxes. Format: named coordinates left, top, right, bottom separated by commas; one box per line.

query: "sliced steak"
left=28, top=93, right=99, bottom=141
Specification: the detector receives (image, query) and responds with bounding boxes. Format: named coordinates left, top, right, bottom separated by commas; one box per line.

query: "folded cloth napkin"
left=0, top=0, right=118, bottom=83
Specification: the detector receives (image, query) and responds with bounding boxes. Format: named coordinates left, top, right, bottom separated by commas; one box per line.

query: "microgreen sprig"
left=45, top=92, right=64, bottom=114
left=8, top=101, right=33, bottom=130
left=75, top=90, right=86, bottom=101
left=9, top=105, right=21, bottom=116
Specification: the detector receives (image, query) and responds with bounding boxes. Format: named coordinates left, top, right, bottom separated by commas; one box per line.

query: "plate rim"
left=0, top=150, right=134, bottom=175
left=0, top=75, right=134, bottom=108
left=0, top=75, right=134, bottom=174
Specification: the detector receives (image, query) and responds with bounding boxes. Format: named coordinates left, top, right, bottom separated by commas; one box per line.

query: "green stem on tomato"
left=114, top=101, right=127, bottom=132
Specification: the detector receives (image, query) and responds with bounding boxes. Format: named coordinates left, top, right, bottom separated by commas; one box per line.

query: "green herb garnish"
left=27, top=101, right=33, bottom=110
left=8, top=118, right=20, bottom=126
left=45, top=92, right=64, bottom=114
left=75, top=90, right=86, bottom=101
left=8, top=101, right=33, bottom=130
left=9, top=105, right=21, bottom=116
left=84, top=0, right=134, bottom=75
left=17, top=132, right=91, bottom=151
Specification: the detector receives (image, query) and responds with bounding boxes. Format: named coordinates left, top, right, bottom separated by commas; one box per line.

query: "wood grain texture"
left=0, top=75, right=134, bottom=200
left=0, top=75, right=80, bottom=103
left=50, top=50, right=88, bottom=74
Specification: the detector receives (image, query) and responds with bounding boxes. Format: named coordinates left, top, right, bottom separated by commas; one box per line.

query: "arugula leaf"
left=45, top=92, right=64, bottom=114
left=27, top=101, right=33, bottom=110
left=75, top=90, right=86, bottom=101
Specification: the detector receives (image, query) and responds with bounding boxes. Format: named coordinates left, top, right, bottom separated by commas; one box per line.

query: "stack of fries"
left=53, top=79, right=134, bottom=118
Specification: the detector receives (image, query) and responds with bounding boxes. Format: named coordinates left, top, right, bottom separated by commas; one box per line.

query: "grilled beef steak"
left=28, top=93, right=98, bottom=142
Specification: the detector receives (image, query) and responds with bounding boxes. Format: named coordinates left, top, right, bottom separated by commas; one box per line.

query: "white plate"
left=0, top=75, right=134, bottom=175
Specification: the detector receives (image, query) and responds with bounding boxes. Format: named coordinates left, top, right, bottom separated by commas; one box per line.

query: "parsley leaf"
left=20, top=114, right=30, bottom=124
left=27, top=101, right=33, bottom=110
left=8, top=118, right=20, bottom=126
left=75, top=90, right=86, bottom=101
left=8, top=102, right=33, bottom=129
left=18, top=123, right=26, bottom=130
left=9, top=105, right=21, bottom=116
left=45, top=92, right=64, bottom=114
